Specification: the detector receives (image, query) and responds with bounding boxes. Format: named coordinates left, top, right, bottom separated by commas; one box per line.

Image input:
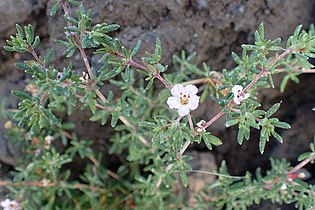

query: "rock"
left=0, top=0, right=48, bottom=35
left=185, top=151, right=217, bottom=208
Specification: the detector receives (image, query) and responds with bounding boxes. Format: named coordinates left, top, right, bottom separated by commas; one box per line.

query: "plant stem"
left=39, top=91, right=49, bottom=105
left=28, top=45, right=44, bottom=67
left=111, top=51, right=172, bottom=90
left=155, top=73, right=172, bottom=90
left=287, top=153, right=315, bottom=174
left=129, top=60, right=147, bottom=71
left=204, top=110, right=225, bottom=129
left=61, top=0, right=93, bottom=79
left=61, top=1, right=149, bottom=146
left=181, top=78, right=208, bottom=86
left=94, top=90, right=149, bottom=145
left=268, top=49, right=292, bottom=68
left=0, top=180, right=107, bottom=193
left=276, top=68, right=315, bottom=73
left=187, top=113, right=194, bottom=131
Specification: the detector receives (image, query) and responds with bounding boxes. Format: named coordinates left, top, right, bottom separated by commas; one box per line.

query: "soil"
left=0, top=0, right=315, bottom=209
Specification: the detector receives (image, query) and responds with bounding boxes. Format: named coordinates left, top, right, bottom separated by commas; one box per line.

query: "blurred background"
left=0, top=0, right=315, bottom=209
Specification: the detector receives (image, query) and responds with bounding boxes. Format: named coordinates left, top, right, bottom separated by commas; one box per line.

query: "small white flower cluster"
left=232, top=85, right=250, bottom=105
left=34, top=135, right=53, bottom=156
left=57, top=72, right=63, bottom=79
left=1, top=199, right=20, bottom=210
left=196, top=120, right=206, bottom=133
left=167, top=84, right=200, bottom=116
left=44, top=135, right=53, bottom=149
left=79, top=71, right=89, bottom=83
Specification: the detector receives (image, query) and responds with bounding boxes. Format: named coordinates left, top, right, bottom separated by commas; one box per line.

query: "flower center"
left=180, top=93, right=190, bottom=105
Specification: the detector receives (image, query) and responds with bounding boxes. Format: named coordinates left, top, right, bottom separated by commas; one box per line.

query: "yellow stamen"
left=180, top=96, right=189, bottom=105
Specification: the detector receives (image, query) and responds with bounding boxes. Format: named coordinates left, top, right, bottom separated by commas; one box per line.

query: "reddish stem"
left=40, top=91, right=49, bottom=105
left=0, top=180, right=106, bottom=192
left=243, top=68, right=267, bottom=93
left=287, top=154, right=315, bottom=174
left=204, top=110, right=225, bottom=129
left=61, top=0, right=93, bottom=79
left=129, top=60, right=147, bottom=72
left=155, top=73, right=172, bottom=90
left=28, top=46, right=44, bottom=67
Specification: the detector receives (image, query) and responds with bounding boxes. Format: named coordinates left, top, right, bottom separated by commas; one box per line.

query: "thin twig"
left=0, top=180, right=107, bottom=193
left=177, top=170, right=246, bottom=179
left=287, top=153, right=315, bottom=174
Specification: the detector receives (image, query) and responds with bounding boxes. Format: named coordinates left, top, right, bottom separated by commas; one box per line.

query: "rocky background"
left=0, top=0, right=315, bottom=209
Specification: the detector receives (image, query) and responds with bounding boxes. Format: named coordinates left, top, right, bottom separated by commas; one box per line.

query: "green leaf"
left=64, top=15, right=78, bottom=25
left=50, top=1, right=61, bottom=16
left=295, top=52, right=314, bottom=69
left=44, top=47, right=55, bottom=63
left=32, top=36, right=40, bottom=48
left=89, top=110, right=104, bottom=121
left=237, top=126, right=245, bottom=145
left=241, top=44, right=257, bottom=51
left=103, top=24, right=120, bottom=33
left=3, top=46, right=15, bottom=52
left=122, top=66, right=130, bottom=83
left=43, top=108, right=62, bottom=127
left=131, top=40, right=141, bottom=56
left=297, top=152, right=312, bottom=161
left=271, top=130, right=283, bottom=143
left=145, top=78, right=154, bottom=90
left=138, top=121, right=156, bottom=128
left=258, top=23, right=264, bottom=41
left=268, top=74, right=274, bottom=88
left=245, top=112, right=259, bottom=129
left=104, top=66, right=124, bottom=80
left=16, top=24, right=24, bottom=39
left=293, top=25, right=303, bottom=40
left=179, top=167, right=188, bottom=187
left=231, top=52, right=242, bottom=65
left=64, top=45, right=76, bottom=57
left=259, top=134, right=267, bottom=154
left=280, top=75, right=290, bottom=93
left=11, top=90, right=32, bottom=100
left=273, top=121, right=291, bottom=129
left=14, top=62, right=30, bottom=71
left=265, top=103, right=280, bottom=118
left=203, top=133, right=222, bottom=150
left=25, top=24, right=35, bottom=44
left=225, top=119, right=239, bottom=127
left=111, top=113, right=118, bottom=127
left=155, top=38, right=162, bottom=62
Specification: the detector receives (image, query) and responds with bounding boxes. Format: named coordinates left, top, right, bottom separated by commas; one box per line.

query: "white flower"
left=41, top=179, right=50, bottom=187
left=280, top=183, right=287, bottom=190
left=195, top=120, right=206, bottom=133
left=44, top=135, right=53, bottom=149
left=167, top=84, right=200, bottom=116
left=1, top=199, right=20, bottom=210
left=79, top=71, right=89, bottom=83
left=232, top=85, right=250, bottom=105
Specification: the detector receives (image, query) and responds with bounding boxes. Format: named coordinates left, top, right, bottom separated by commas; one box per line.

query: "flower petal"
left=188, top=95, right=200, bottom=110
left=178, top=106, right=190, bottom=116
left=1, top=199, right=10, bottom=207
left=233, top=96, right=241, bottom=105
left=184, top=84, right=198, bottom=95
left=232, top=85, right=243, bottom=95
left=244, top=93, right=250, bottom=99
left=167, top=96, right=181, bottom=109
left=171, top=84, right=185, bottom=97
